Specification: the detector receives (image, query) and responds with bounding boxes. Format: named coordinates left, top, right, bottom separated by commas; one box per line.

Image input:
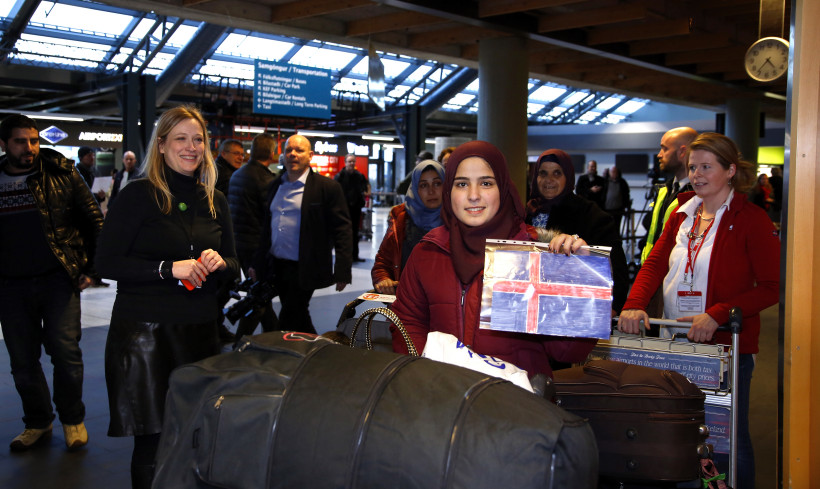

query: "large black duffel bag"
left=153, top=331, right=598, bottom=489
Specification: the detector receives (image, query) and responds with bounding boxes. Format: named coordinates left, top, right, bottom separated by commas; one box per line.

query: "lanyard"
left=174, top=198, right=199, bottom=259
left=683, top=205, right=714, bottom=290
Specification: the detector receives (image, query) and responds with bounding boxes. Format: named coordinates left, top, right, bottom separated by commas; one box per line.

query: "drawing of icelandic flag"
left=482, top=249, right=612, bottom=339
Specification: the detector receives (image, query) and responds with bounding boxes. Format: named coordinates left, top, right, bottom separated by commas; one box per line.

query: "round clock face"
left=745, top=37, right=789, bottom=82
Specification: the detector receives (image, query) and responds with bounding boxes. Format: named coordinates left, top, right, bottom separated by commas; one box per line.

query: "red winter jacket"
left=371, top=204, right=407, bottom=287
left=391, top=222, right=597, bottom=377
left=623, top=191, right=780, bottom=354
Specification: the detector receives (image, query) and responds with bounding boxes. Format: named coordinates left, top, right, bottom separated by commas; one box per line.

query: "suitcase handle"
left=349, top=307, right=419, bottom=356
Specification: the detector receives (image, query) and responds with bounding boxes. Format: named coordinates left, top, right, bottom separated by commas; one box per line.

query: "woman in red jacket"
left=618, top=132, right=780, bottom=489
left=371, top=160, right=444, bottom=294
left=391, top=140, right=596, bottom=377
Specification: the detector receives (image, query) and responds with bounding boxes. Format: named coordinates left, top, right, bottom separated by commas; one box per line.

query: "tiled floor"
left=0, top=207, right=779, bottom=488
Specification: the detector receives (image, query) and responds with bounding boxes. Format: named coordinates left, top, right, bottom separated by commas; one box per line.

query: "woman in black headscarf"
left=526, top=149, right=629, bottom=314
left=391, top=141, right=596, bottom=377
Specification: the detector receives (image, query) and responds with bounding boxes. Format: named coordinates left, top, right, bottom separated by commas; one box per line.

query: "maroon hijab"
left=442, top=141, right=525, bottom=284
left=526, top=148, right=575, bottom=219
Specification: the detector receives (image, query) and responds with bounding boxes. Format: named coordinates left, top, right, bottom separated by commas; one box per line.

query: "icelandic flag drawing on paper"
left=481, top=243, right=612, bottom=339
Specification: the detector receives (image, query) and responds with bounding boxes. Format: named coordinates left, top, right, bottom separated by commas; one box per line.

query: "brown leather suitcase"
left=552, top=359, right=706, bottom=483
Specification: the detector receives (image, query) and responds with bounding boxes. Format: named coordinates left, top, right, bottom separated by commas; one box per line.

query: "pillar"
left=725, top=98, right=761, bottom=165
left=478, top=36, right=529, bottom=201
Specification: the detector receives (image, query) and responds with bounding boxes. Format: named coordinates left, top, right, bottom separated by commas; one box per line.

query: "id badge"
left=677, top=290, right=703, bottom=312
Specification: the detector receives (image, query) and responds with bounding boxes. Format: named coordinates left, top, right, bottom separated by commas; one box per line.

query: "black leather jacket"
left=0, top=147, right=104, bottom=284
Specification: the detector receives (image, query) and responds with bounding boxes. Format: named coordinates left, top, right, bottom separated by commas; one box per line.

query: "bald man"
left=109, top=150, right=138, bottom=206
left=251, top=135, right=352, bottom=334
left=641, top=127, right=698, bottom=263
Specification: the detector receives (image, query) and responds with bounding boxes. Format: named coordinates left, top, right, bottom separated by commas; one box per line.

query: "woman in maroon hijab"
left=391, top=141, right=596, bottom=377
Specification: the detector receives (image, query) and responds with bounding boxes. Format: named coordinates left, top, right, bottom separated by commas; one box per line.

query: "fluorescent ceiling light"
left=384, top=143, right=404, bottom=149
left=29, top=114, right=85, bottom=122
left=361, top=134, right=394, bottom=141
left=234, top=126, right=265, bottom=133
left=424, top=139, right=436, bottom=144
left=299, top=130, right=336, bottom=138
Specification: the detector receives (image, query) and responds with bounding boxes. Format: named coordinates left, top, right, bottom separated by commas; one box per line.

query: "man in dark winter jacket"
left=335, top=153, right=370, bottom=262
left=228, top=133, right=278, bottom=336
left=0, top=114, right=104, bottom=452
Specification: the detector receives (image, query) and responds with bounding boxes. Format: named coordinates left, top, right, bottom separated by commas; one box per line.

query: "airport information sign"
left=253, top=60, right=331, bottom=119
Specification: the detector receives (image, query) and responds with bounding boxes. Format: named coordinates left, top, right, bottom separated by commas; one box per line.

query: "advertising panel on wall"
left=253, top=60, right=332, bottom=119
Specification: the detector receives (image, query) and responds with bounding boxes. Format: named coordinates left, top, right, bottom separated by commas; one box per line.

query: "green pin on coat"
left=178, top=202, right=188, bottom=211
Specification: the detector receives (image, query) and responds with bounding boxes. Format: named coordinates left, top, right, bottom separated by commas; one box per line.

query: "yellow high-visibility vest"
left=640, top=186, right=681, bottom=263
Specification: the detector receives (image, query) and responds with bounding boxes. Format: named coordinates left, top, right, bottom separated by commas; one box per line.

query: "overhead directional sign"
left=253, top=60, right=331, bottom=119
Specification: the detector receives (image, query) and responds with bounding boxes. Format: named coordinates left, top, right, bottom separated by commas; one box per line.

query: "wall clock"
left=744, top=36, right=789, bottom=82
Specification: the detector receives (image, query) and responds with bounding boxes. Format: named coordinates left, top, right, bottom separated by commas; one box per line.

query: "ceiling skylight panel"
left=31, top=1, right=132, bottom=36
left=615, top=100, right=647, bottom=114
left=216, top=34, right=293, bottom=60
left=527, top=102, right=546, bottom=114
left=381, top=58, right=411, bottom=78
left=165, top=24, right=198, bottom=48
left=561, top=91, right=589, bottom=106
left=404, top=65, right=433, bottom=83
left=288, top=46, right=355, bottom=70
left=199, top=59, right=254, bottom=79
left=530, top=85, right=566, bottom=103
left=18, top=34, right=108, bottom=62
left=333, top=78, right=368, bottom=94
left=595, top=96, right=621, bottom=111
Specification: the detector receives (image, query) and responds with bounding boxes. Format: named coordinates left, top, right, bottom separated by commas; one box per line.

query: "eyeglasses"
left=226, top=151, right=244, bottom=157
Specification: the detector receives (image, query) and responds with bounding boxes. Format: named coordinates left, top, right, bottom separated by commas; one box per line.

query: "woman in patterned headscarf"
left=526, top=148, right=629, bottom=314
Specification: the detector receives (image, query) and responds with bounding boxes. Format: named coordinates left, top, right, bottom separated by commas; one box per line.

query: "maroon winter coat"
left=371, top=204, right=407, bottom=287
left=391, top=222, right=597, bottom=377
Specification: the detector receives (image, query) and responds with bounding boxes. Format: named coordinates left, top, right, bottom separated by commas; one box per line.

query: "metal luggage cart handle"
left=349, top=307, right=419, bottom=357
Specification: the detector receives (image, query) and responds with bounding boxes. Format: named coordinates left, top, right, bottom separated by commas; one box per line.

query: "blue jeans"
left=0, top=270, right=85, bottom=428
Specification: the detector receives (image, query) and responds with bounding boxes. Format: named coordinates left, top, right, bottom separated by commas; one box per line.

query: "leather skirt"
left=105, top=310, right=219, bottom=437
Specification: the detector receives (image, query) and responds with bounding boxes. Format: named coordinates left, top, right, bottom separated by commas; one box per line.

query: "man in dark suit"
left=575, top=160, right=606, bottom=209
left=251, top=134, right=352, bottom=334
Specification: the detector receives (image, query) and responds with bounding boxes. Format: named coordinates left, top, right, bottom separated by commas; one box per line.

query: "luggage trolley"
left=590, top=308, right=742, bottom=487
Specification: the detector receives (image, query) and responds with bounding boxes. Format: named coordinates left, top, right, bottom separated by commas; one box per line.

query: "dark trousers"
left=348, top=204, right=362, bottom=260
left=271, top=258, right=315, bottom=334
left=0, top=270, right=85, bottom=429
left=735, top=353, right=755, bottom=489
left=712, top=353, right=755, bottom=488
left=234, top=249, right=279, bottom=338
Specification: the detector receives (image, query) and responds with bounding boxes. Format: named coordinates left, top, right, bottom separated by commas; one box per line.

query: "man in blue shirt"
left=252, top=135, right=352, bottom=334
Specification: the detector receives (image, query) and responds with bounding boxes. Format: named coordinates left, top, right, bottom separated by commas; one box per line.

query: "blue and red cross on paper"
left=488, top=250, right=612, bottom=339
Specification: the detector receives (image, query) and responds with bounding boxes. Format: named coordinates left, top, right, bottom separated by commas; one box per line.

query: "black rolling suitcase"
left=552, top=359, right=706, bottom=484
left=153, top=331, right=599, bottom=489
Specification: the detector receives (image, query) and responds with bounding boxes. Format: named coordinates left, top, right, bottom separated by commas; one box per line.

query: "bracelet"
left=158, top=261, right=165, bottom=279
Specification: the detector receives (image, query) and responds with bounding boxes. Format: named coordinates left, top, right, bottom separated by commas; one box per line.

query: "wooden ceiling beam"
left=588, top=19, right=692, bottom=45
left=538, top=4, right=646, bottom=33
left=696, top=61, right=741, bottom=75
left=270, top=0, right=371, bottom=23
left=408, top=26, right=505, bottom=50
left=529, top=48, right=595, bottom=66
left=346, top=11, right=443, bottom=37
left=478, top=0, right=586, bottom=18
left=544, top=59, right=630, bottom=76
left=629, top=33, right=731, bottom=56
left=665, top=46, right=746, bottom=66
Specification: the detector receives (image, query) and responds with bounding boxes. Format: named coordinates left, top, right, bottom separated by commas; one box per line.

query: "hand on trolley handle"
left=616, top=312, right=719, bottom=343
